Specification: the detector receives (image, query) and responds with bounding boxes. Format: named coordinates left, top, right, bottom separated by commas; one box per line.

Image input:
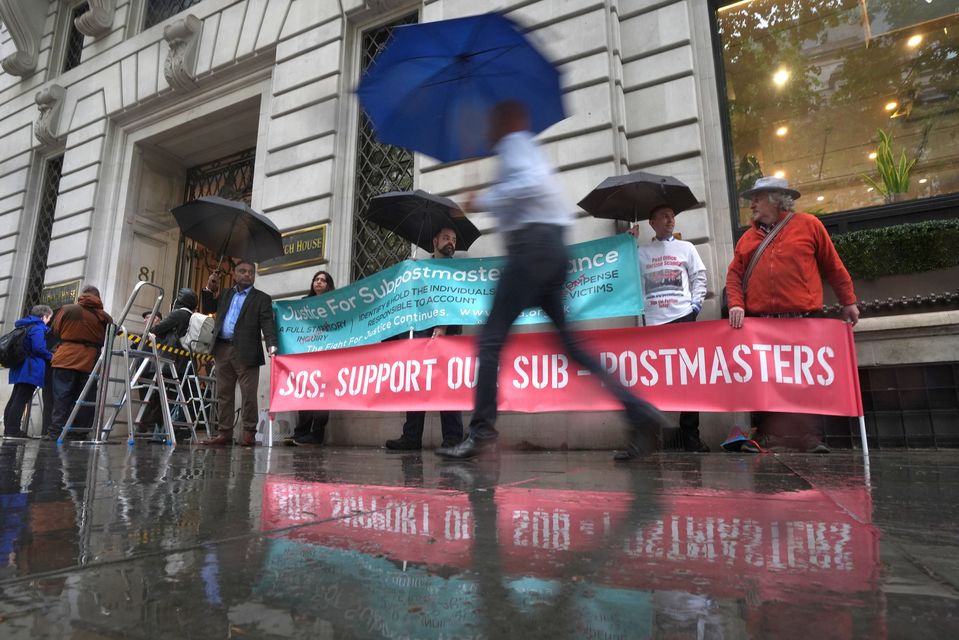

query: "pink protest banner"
left=270, top=318, right=862, bottom=416
left=261, top=478, right=879, bottom=602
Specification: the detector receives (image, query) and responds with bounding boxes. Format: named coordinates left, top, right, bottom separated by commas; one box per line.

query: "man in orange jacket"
left=726, top=177, right=859, bottom=453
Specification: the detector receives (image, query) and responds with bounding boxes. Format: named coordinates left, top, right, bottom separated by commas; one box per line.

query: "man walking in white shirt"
left=436, top=101, right=668, bottom=461
left=617, top=205, right=709, bottom=458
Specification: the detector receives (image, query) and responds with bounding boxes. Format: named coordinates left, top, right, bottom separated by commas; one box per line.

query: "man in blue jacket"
left=3, top=305, right=54, bottom=438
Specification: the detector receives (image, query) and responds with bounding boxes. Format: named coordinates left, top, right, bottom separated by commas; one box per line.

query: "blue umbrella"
left=356, top=12, right=565, bottom=163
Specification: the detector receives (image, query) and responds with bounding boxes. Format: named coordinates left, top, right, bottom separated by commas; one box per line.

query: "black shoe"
left=613, top=445, right=642, bottom=462
left=293, top=433, right=324, bottom=447
left=740, top=441, right=761, bottom=454
left=435, top=436, right=497, bottom=460
left=3, top=430, right=28, bottom=439
left=441, top=436, right=463, bottom=449
left=807, top=441, right=831, bottom=454
left=385, top=437, right=421, bottom=451
left=682, top=436, right=710, bottom=453
left=622, top=403, right=668, bottom=458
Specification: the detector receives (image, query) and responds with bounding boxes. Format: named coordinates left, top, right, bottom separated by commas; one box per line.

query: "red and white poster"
left=261, top=478, right=879, bottom=601
left=270, top=318, right=863, bottom=417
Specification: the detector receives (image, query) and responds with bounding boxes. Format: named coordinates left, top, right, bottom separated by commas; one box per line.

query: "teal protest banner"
left=273, top=234, right=642, bottom=354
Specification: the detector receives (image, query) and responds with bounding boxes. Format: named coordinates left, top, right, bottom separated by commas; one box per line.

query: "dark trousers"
left=3, top=383, right=36, bottom=435
left=469, top=223, right=658, bottom=440
left=51, top=368, right=98, bottom=434
left=295, top=410, right=330, bottom=440
left=666, top=312, right=701, bottom=437
left=213, top=341, right=260, bottom=435
left=386, top=328, right=464, bottom=444
left=41, top=365, right=53, bottom=435
left=402, top=410, right=463, bottom=444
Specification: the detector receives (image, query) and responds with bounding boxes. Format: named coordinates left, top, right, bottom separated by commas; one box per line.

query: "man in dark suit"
left=201, top=259, right=278, bottom=446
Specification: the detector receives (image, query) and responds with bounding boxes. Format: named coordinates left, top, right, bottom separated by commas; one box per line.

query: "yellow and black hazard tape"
left=127, top=334, right=215, bottom=363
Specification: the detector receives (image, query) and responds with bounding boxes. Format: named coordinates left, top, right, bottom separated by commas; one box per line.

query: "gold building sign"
left=259, top=224, right=328, bottom=274
left=40, top=279, right=81, bottom=310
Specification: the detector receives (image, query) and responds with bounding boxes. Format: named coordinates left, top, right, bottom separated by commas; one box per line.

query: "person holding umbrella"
left=286, top=270, right=335, bottom=447
left=625, top=205, right=709, bottom=456
left=436, top=101, right=668, bottom=461
left=201, top=259, right=278, bottom=446
left=385, top=227, right=465, bottom=451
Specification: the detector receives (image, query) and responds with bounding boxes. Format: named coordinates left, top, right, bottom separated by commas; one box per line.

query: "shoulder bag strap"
left=742, top=211, right=795, bottom=297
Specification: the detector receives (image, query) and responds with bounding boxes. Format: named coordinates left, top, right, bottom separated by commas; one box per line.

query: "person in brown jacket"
left=50, top=285, right=113, bottom=439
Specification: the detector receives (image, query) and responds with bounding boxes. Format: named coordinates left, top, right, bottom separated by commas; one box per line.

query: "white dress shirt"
left=474, top=131, right=572, bottom=233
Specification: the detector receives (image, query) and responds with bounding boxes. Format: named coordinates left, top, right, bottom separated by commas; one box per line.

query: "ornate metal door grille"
left=143, top=0, right=203, bottom=29
left=176, top=148, right=256, bottom=295
left=23, top=156, right=64, bottom=314
left=62, top=2, right=88, bottom=72
left=351, top=14, right=418, bottom=283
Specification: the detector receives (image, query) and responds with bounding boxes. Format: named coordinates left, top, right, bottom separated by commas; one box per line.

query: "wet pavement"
left=0, top=441, right=957, bottom=639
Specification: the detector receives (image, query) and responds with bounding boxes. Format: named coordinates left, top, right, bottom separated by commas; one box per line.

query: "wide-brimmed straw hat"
left=740, top=176, right=801, bottom=200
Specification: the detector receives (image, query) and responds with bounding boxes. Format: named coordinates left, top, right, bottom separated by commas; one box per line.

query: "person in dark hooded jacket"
left=3, top=305, right=54, bottom=438
left=137, top=288, right=197, bottom=434
left=151, top=288, right=198, bottom=347
left=50, top=285, right=113, bottom=439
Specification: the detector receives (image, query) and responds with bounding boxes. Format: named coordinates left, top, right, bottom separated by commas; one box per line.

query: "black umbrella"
left=577, top=171, right=699, bottom=222
left=171, top=196, right=284, bottom=264
left=365, top=190, right=481, bottom=254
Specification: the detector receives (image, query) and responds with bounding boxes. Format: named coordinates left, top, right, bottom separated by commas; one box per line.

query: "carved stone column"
left=35, top=84, right=66, bottom=149
left=163, top=14, right=202, bottom=92
left=0, top=0, right=48, bottom=76
left=75, top=0, right=117, bottom=38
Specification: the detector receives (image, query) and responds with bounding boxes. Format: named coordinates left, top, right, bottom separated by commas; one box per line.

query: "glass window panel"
left=143, top=0, right=203, bottom=30
left=23, top=156, right=64, bottom=314
left=716, top=1, right=959, bottom=226
left=63, top=3, right=88, bottom=73
left=351, top=14, right=418, bottom=283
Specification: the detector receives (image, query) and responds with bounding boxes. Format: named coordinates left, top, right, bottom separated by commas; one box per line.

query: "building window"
left=143, top=0, right=203, bottom=30
left=858, top=363, right=959, bottom=448
left=351, top=14, right=417, bottom=283
left=715, top=1, right=959, bottom=226
left=23, top=156, right=64, bottom=315
left=62, top=2, right=89, bottom=72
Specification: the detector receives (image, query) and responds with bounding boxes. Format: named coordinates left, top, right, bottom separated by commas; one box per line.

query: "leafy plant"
left=861, top=129, right=918, bottom=203
left=833, top=219, right=959, bottom=279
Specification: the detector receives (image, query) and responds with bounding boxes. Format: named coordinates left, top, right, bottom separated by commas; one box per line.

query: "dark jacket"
left=152, top=288, right=197, bottom=347
left=202, top=285, right=277, bottom=367
left=7, top=316, right=53, bottom=388
left=51, top=293, right=113, bottom=372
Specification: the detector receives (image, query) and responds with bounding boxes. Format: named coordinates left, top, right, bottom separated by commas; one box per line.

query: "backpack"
left=180, top=312, right=216, bottom=354
left=0, top=326, right=28, bottom=368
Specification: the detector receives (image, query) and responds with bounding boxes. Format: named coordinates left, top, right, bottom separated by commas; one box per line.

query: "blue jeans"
left=468, top=223, right=657, bottom=440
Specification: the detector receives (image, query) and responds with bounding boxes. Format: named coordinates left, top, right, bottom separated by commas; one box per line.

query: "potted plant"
left=862, top=129, right=917, bottom=203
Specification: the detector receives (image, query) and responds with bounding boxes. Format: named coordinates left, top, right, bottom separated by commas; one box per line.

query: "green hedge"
left=832, top=219, right=959, bottom=280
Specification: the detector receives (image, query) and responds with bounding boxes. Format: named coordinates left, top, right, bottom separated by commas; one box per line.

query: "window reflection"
left=717, top=0, right=959, bottom=225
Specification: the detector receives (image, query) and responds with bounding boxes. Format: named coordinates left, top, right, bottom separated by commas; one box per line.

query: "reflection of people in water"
left=445, top=460, right=663, bottom=639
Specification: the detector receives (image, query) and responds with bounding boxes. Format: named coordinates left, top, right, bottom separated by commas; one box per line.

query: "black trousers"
left=3, top=383, right=36, bottom=435
left=387, top=327, right=464, bottom=444
left=401, top=410, right=463, bottom=444
left=468, top=223, right=658, bottom=440
left=666, top=312, right=701, bottom=435
left=295, top=410, right=330, bottom=440
left=51, top=368, right=98, bottom=434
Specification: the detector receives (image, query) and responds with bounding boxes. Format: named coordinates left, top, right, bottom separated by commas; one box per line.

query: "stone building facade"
left=1, top=0, right=956, bottom=448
